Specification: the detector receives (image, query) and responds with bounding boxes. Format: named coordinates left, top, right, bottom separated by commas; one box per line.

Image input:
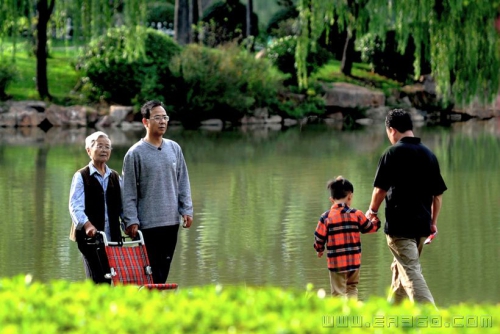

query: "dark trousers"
left=77, top=239, right=111, bottom=284
left=141, top=225, right=180, bottom=283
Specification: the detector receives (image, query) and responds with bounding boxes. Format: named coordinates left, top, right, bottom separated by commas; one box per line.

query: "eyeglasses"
left=149, top=115, right=169, bottom=122
left=94, top=145, right=112, bottom=151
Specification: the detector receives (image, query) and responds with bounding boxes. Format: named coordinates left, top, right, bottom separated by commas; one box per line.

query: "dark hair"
left=327, top=176, right=354, bottom=199
left=385, top=108, right=413, bottom=133
left=141, top=100, right=164, bottom=119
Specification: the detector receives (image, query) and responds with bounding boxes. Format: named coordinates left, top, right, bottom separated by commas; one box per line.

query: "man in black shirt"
left=366, top=109, right=447, bottom=306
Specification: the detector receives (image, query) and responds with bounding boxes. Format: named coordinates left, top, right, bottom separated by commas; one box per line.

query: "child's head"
left=327, top=176, right=354, bottom=204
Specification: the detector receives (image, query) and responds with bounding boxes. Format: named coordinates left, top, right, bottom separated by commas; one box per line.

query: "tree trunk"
left=36, top=0, right=55, bottom=100
left=341, top=29, right=356, bottom=76
left=246, top=0, right=254, bottom=50
left=246, top=0, right=253, bottom=38
left=175, top=0, right=190, bottom=45
left=191, top=0, right=202, bottom=43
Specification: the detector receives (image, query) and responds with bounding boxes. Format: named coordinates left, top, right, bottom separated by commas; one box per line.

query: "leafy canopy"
left=297, top=0, right=500, bottom=103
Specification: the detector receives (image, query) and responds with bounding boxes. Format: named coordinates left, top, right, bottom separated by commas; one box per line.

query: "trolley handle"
left=98, top=230, right=146, bottom=246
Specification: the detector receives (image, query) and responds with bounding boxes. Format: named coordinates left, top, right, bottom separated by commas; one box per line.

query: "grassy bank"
left=1, top=40, right=81, bottom=104
left=0, top=275, right=498, bottom=333
left=1, top=40, right=400, bottom=107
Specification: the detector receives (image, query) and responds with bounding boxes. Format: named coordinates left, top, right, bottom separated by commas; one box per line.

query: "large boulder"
left=45, top=105, right=96, bottom=127
left=322, top=82, right=385, bottom=109
left=0, top=101, right=47, bottom=127
left=452, top=96, right=500, bottom=119
left=96, top=105, right=134, bottom=127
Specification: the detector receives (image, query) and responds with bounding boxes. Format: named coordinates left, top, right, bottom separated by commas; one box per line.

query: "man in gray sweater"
left=122, top=100, right=193, bottom=283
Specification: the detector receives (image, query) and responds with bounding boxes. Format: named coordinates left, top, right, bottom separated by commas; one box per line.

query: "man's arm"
left=122, top=152, right=140, bottom=237
left=176, top=147, right=193, bottom=217
left=366, top=187, right=387, bottom=221
left=430, top=194, right=443, bottom=233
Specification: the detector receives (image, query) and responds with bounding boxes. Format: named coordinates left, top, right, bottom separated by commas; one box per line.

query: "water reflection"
left=0, top=117, right=499, bottom=307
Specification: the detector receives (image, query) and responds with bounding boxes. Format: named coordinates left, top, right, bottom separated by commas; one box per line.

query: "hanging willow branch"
left=299, top=0, right=500, bottom=103
left=1, top=0, right=147, bottom=57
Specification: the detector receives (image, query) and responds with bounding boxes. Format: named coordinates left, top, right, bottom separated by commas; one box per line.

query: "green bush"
left=273, top=89, right=325, bottom=119
left=266, top=35, right=331, bottom=86
left=0, top=59, right=18, bottom=100
left=75, top=27, right=181, bottom=105
left=1, top=275, right=498, bottom=333
left=168, top=43, right=287, bottom=127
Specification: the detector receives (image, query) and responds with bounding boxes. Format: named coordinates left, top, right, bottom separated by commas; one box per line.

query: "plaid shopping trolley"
left=98, top=231, right=178, bottom=291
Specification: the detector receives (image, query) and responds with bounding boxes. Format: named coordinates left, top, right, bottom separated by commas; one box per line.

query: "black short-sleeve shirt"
left=374, top=137, right=447, bottom=237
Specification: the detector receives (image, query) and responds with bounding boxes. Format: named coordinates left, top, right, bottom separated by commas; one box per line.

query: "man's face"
left=145, top=106, right=168, bottom=136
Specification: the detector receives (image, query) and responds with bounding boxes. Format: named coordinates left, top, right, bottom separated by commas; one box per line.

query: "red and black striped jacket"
left=314, top=203, right=380, bottom=272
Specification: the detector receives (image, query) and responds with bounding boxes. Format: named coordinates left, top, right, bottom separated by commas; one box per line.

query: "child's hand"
left=317, top=251, right=323, bottom=258
left=371, top=216, right=381, bottom=227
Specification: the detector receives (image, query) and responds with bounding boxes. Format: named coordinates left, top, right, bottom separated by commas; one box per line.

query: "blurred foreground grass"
left=0, top=275, right=498, bottom=333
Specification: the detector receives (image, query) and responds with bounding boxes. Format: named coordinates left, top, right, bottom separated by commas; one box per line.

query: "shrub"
left=168, top=43, right=287, bottom=127
left=266, top=35, right=331, bottom=86
left=0, top=60, right=18, bottom=100
left=75, top=27, right=181, bottom=105
left=1, top=275, right=498, bottom=334
left=271, top=84, right=326, bottom=119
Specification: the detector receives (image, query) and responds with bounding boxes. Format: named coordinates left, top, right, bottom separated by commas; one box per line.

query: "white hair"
left=85, top=131, right=110, bottom=150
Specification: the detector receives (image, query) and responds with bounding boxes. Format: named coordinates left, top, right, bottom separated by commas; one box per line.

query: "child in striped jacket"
left=314, top=176, right=380, bottom=300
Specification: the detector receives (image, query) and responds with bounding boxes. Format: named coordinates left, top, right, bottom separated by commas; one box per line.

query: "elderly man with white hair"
left=69, top=131, right=123, bottom=284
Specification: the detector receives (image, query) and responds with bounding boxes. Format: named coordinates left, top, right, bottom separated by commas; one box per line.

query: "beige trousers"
left=329, top=269, right=360, bottom=300
left=386, top=235, right=435, bottom=305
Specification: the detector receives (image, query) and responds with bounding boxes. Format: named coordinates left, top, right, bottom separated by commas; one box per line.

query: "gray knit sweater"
left=122, top=138, right=193, bottom=229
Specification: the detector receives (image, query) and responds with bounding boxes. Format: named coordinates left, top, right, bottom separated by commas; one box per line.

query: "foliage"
left=0, top=59, right=18, bottom=100
left=168, top=43, right=287, bottom=126
left=298, top=0, right=500, bottom=103
left=266, top=35, right=332, bottom=86
left=146, top=2, right=175, bottom=27
left=200, top=0, right=259, bottom=47
left=0, top=0, right=148, bottom=100
left=355, top=32, right=419, bottom=84
left=0, top=275, right=499, bottom=333
left=266, top=6, right=299, bottom=37
left=75, top=27, right=181, bottom=105
left=273, top=88, right=326, bottom=119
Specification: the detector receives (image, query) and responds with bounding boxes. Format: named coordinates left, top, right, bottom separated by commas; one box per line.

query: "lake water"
left=0, top=118, right=499, bottom=307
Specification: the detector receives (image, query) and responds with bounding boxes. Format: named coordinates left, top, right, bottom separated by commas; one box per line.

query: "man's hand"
left=125, top=224, right=139, bottom=239
left=430, top=224, right=438, bottom=234
left=83, top=221, right=98, bottom=237
left=317, top=251, right=323, bottom=258
left=366, top=209, right=378, bottom=222
left=182, top=215, right=193, bottom=229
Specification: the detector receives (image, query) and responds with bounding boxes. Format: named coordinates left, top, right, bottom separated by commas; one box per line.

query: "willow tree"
left=297, top=0, right=500, bottom=104
left=1, top=0, right=146, bottom=100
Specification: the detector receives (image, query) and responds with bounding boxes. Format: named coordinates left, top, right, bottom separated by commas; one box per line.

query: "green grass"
left=312, top=59, right=402, bottom=96
left=1, top=40, right=83, bottom=104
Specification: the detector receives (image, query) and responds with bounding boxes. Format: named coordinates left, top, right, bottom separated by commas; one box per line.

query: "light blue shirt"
left=69, top=162, right=116, bottom=239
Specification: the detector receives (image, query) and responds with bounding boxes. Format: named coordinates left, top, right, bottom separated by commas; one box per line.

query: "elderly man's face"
left=87, top=137, right=112, bottom=164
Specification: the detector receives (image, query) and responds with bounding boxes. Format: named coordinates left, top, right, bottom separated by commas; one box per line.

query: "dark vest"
left=74, top=166, right=122, bottom=243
